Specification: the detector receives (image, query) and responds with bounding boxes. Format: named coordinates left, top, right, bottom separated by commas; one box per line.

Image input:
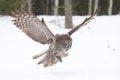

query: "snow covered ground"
left=0, top=15, right=120, bottom=80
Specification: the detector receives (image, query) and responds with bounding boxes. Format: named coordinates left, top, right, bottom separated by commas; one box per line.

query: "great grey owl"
left=11, top=9, right=98, bottom=67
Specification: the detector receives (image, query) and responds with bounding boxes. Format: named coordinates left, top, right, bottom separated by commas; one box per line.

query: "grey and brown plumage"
left=11, top=9, right=98, bottom=67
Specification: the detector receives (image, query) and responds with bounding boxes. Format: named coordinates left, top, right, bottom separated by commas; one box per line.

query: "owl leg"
left=37, top=56, right=52, bottom=67
left=43, top=53, right=56, bottom=67
left=37, top=52, right=58, bottom=67
left=37, top=56, right=54, bottom=67
left=32, top=50, right=47, bottom=59
left=37, top=59, right=44, bottom=64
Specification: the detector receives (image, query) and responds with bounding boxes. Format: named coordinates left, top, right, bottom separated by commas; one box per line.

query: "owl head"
left=55, top=34, right=72, bottom=51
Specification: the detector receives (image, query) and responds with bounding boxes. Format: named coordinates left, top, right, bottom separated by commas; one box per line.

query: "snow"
left=0, top=15, right=120, bottom=80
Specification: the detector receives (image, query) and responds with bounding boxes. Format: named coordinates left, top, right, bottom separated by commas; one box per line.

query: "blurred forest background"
left=0, top=0, right=120, bottom=15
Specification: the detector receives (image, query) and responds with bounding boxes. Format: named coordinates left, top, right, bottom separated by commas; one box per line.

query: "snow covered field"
left=0, top=15, right=120, bottom=80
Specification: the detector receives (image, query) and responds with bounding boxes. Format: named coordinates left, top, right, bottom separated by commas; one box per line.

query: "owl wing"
left=11, top=10, right=55, bottom=44
left=67, top=9, right=99, bottom=36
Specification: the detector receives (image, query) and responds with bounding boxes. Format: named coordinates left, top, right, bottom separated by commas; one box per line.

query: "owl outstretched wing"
left=67, top=9, right=99, bottom=36
left=11, top=10, right=55, bottom=44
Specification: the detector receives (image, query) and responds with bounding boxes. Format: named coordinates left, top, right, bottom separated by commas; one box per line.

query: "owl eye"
left=65, top=42, right=67, bottom=46
left=65, top=42, right=68, bottom=47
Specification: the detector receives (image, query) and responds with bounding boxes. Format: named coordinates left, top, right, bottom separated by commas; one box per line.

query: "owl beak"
left=66, top=45, right=70, bottom=51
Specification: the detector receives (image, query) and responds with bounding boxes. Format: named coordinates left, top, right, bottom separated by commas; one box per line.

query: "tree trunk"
left=64, top=0, right=73, bottom=29
left=88, top=0, right=92, bottom=15
left=0, top=8, right=1, bottom=14
left=94, top=0, right=99, bottom=12
left=21, top=0, right=27, bottom=10
left=51, top=0, right=54, bottom=15
left=28, top=0, right=32, bottom=13
left=54, top=0, right=59, bottom=15
left=108, top=0, right=113, bottom=15
left=46, top=0, right=49, bottom=14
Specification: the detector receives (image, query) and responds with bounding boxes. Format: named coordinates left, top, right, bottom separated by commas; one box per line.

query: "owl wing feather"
left=67, top=9, right=99, bottom=36
left=11, top=10, right=55, bottom=44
